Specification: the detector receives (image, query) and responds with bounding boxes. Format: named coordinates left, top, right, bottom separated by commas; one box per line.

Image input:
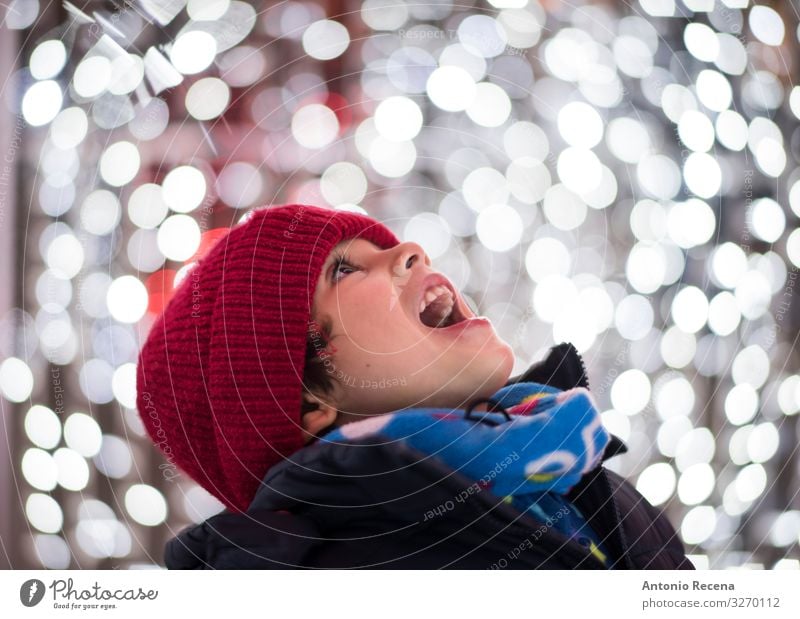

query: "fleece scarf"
left=320, top=381, right=615, bottom=567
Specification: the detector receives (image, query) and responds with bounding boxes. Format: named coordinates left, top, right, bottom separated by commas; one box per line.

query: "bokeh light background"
left=0, top=0, right=799, bottom=569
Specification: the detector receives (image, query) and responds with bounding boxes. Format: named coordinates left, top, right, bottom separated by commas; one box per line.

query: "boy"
left=136, top=203, right=693, bottom=569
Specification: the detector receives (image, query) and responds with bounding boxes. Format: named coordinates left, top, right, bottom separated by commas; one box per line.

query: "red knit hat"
left=135, top=204, right=401, bottom=513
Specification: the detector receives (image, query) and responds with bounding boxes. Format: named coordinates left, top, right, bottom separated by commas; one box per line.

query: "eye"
left=331, top=254, right=358, bottom=284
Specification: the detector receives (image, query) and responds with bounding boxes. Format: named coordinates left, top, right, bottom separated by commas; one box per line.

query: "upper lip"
left=413, top=272, right=473, bottom=324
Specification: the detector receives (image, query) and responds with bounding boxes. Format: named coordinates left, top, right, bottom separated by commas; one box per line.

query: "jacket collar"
left=506, top=341, right=591, bottom=390
left=505, top=342, right=628, bottom=461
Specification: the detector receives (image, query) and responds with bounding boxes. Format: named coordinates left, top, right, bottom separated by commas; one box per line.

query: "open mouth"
left=417, top=283, right=469, bottom=329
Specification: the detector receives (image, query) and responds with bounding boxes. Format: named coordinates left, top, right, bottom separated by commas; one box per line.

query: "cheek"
left=338, top=282, right=408, bottom=328
left=337, top=307, right=422, bottom=359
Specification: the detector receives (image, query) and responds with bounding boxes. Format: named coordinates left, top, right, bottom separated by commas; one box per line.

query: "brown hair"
left=300, top=314, right=339, bottom=416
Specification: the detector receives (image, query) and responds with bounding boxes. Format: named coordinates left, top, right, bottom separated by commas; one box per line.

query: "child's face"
left=309, top=238, right=515, bottom=420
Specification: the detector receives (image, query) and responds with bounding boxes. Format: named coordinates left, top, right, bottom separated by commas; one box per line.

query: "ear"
left=301, top=392, right=339, bottom=444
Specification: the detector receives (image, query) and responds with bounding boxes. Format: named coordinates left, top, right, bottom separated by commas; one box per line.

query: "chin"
left=487, top=335, right=515, bottom=370
left=462, top=345, right=516, bottom=397
left=491, top=345, right=516, bottom=387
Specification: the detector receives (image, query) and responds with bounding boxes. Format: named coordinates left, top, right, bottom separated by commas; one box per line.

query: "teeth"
left=426, top=285, right=447, bottom=303
left=419, top=285, right=452, bottom=314
left=418, top=284, right=457, bottom=327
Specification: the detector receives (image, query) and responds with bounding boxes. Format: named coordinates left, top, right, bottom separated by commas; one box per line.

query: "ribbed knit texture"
left=135, top=204, right=401, bottom=513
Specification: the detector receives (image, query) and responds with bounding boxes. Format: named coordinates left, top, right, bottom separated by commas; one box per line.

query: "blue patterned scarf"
left=320, top=381, right=616, bottom=566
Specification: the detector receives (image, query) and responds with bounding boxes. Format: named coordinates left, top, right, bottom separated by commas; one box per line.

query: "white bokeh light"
left=675, top=427, right=715, bottom=471
left=458, top=14, right=508, bottom=58
left=668, top=199, right=715, bottom=248
left=216, top=162, right=263, bottom=209
left=707, top=291, right=740, bottom=336
left=320, top=162, right=368, bottom=206
left=404, top=213, right=451, bottom=260
left=748, top=198, right=785, bottom=243
left=677, top=463, right=715, bottom=505
left=683, top=152, right=721, bottom=199
left=671, top=286, right=708, bottom=333
left=711, top=243, right=748, bottom=289
left=532, top=275, right=578, bottom=324
left=677, top=110, right=714, bottom=152
left=80, top=190, right=122, bottom=235
left=735, top=463, right=767, bottom=503
left=128, top=183, right=169, bottom=229
left=715, top=110, right=748, bottom=151
left=506, top=157, right=551, bottom=205
left=731, top=345, right=770, bottom=389
left=30, top=40, right=67, bottom=79
left=748, top=5, right=785, bottom=46
left=22, top=80, right=63, bottom=126
left=681, top=505, right=716, bottom=545
left=558, top=101, right=603, bottom=148
left=50, top=107, right=88, bottom=149
left=543, top=184, right=587, bottom=231
left=368, top=137, right=416, bottom=178
left=125, top=484, right=168, bottom=526
left=654, top=374, right=696, bottom=421
left=53, top=447, right=90, bottom=492
left=187, top=0, right=230, bottom=20
left=557, top=147, right=602, bottom=194
left=26, top=494, right=63, bottom=534
left=112, top=363, right=138, bottom=409
left=683, top=22, right=718, bottom=62
left=291, top=104, right=339, bottom=149
left=611, top=369, right=651, bottom=416
left=25, top=405, right=61, bottom=449
left=476, top=204, right=523, bottom=252
left=695, top=70, right=732, bottom=112
left=463, top=167, right=508, bottom=213
left=0, top=357, right=34, bottom=403
left=725, top=383, right=759, bottom=426
left=615, top=294, right=654, bottom=340
left=466, top=82, right=511, bottom=127
left=426, top=66, right=476, bottom=112
left=73, top=56, right=111, bottom=98
left=22, top=448, right=58, bottom=491
left=303, top=19, right=350, bottom=60
left=374, top=96, right=423, bottom=141
left=64, top=413, right=103, bottom=458
left=162, top=166, right=206, bottom=213
left=525, top=237, right=571, bottom=283
left=185, top=77, right=230, bottom=120
left=157, top=214, right=202, bottom=262
left=169, top=31, right=218, bottom=74
left=636, top=462, right=676, bottom=506
left=99, top=142, right=140, bottom=187
left=106, top=276, right=148, bottom=324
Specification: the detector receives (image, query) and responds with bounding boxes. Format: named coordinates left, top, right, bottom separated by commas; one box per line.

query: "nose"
left=391, top=241, right=430, bottom=276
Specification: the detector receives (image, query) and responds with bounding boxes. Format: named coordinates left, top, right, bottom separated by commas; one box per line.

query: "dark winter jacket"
left=164, top=342, right=695, bottom=569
